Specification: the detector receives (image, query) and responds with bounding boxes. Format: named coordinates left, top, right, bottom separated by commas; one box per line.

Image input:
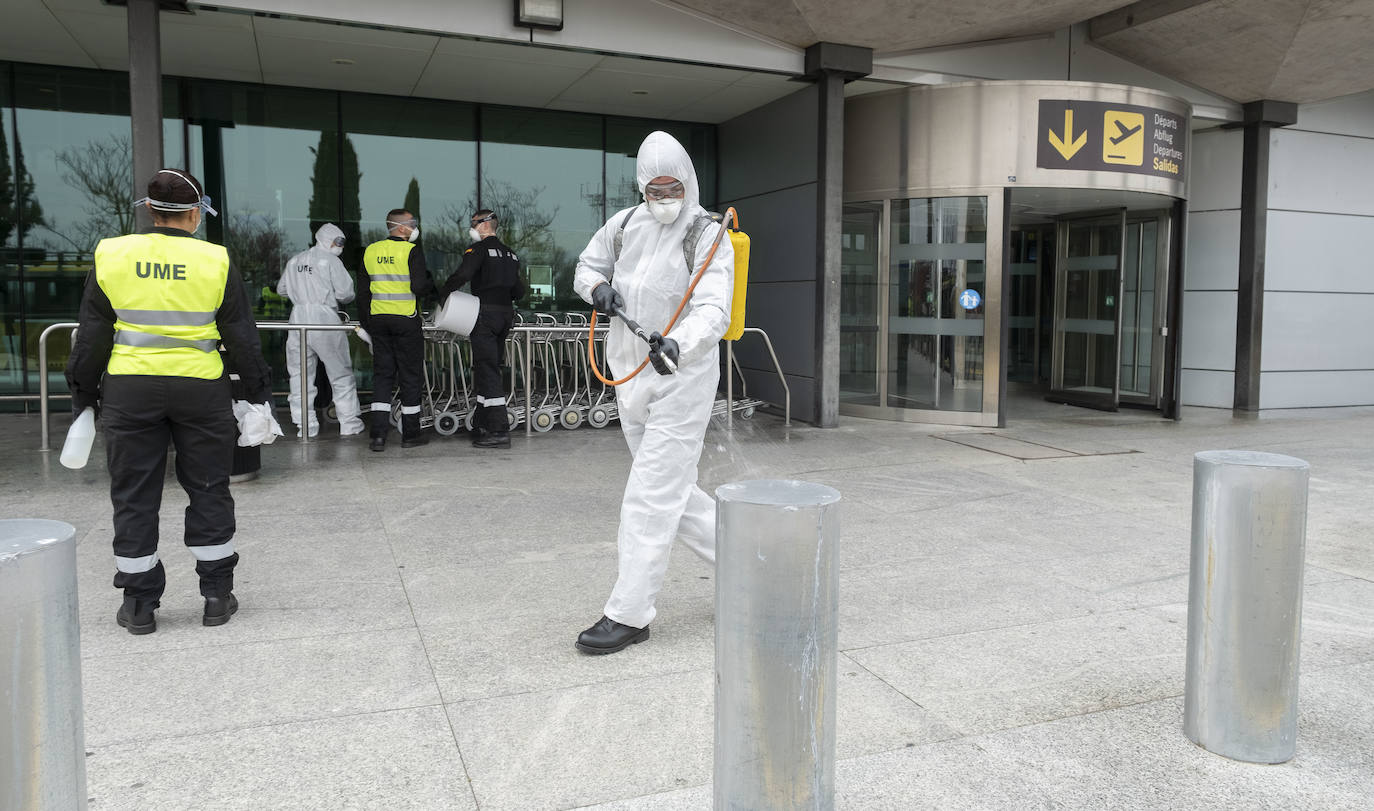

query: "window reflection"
left=342, top=94, right=476, bottom=295
left=840, top=202, right=881, bottom=406
left=482, top=108, right=602, bottom=311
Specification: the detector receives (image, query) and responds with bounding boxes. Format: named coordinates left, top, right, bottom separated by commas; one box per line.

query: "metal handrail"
left=37, top=322, right=79, bottom=452
left=36, top=318, right=792, bottom=451
left=735, top=328, right=790, bottom=427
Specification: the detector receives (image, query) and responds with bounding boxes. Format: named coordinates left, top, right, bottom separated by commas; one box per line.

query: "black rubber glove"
left=590, top=282, right=625, bottom=316
left=648, top=332, right=679, bottom=375
left=73, top=392, right=100, bottom=420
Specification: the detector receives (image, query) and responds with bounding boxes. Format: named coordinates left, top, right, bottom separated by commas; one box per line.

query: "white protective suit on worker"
left=277, top=223, right=365, bottom=437
left=573, top=131, right=733, bottom=650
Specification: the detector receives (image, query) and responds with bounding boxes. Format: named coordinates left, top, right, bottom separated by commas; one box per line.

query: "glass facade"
left=0, top=61, right=715, bottom=405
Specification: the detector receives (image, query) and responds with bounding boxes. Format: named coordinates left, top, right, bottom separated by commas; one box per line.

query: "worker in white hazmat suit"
left=277, top=223, right=365, bottom=437
left=573, top=131, right=733, bottom=654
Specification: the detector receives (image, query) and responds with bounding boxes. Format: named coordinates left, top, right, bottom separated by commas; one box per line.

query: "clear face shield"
left=386, top=217, right=420, bottom=243
left=132, top=194, right=218, bottom=217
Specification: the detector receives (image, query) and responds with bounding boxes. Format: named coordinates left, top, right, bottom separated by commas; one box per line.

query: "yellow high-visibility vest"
left=364, top=239, right=418, bottom=316
left=95, top=233, right=228, bottom=379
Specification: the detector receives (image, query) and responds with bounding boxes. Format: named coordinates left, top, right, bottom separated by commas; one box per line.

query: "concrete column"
left=1232, top=100, right=1296, bottom=415
left=127, top=0, right=164, bottom=232
left=805, top=43, right=870, bottom=428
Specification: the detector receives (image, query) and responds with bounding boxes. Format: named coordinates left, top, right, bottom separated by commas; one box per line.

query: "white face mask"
left=407, top=227, right=420, bottom=243
left=469, top=228, right=482, bottom=243
left=647, top=198, right=683, bottom=225
left=328, top=244, right=344, bottom=256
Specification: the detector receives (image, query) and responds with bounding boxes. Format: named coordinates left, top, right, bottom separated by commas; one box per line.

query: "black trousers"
left=471, top=308, right=514, bottom=433
left=101, top=374, right=239, bottom=605
left=368, top=313, right=425, bottom=439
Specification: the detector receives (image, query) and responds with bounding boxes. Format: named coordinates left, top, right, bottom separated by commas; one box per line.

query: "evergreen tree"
left=0, top=127, right=45, bottom=246
left=403, top=177, right=420, bottom=222
left=306, top=130, right=339, bottom=243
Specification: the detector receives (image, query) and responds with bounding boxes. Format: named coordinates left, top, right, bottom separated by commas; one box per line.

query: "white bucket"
left=433, top=290, right=480, bottom=336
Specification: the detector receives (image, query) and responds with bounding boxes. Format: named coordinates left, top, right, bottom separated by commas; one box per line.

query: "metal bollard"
left=1184, top=451, right=1309, bottom=763
left=715, top=480, right=840, bottom=810
left=1, top=519, right=87, bottom=810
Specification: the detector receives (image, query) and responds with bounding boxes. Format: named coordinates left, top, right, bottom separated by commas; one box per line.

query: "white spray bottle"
left=60, top=407, right=96, bottom=469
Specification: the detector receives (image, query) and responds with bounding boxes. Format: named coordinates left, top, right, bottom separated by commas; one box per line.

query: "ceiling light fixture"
left=515, top=0, right=563, bottom=31
left=332, top=57, right=356, bottom=66
left=631, top=90, right=650, bottom=96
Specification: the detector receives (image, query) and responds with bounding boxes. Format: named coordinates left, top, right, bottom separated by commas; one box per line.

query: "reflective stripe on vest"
left=95, top=233, right=229, bottom=379
left=364, top=240, right=417, bottom=316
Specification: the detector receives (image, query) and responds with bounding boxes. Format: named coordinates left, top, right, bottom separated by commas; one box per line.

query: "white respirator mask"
left=469, top=228, right=482, bottom=243
left=407, top=227, right=420, bottom=243
left=647, top=198, right=683, bottom=224
left=329, top=244, right=344, bottom=256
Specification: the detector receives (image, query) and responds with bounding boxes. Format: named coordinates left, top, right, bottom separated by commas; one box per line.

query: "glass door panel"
left=840, top=202, right=882, bottom=406
left=888, top=197, right=986, bottom=412
left=1050, top=211, right=1125, bottom=409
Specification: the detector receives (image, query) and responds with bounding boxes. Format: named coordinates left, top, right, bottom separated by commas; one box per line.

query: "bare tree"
left=44, top=134, right=136, bottom=253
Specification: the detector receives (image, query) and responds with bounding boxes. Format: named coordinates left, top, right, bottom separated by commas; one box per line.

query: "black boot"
left=402, top=434, right=429, bottom=448
left=116, top=596, right=157, bottom=635
left=576, top=615, right=650, bottom=654
left=203, top=593, right=239, bottom=627
left=369, top=435, right=386, bottom=452
left=472, top=431, right=511, bottom=449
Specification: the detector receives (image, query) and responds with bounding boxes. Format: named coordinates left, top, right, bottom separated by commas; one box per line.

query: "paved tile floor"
left=4, top=396, right=1373, bottom=810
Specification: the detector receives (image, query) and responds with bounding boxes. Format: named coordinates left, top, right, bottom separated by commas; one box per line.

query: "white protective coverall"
left=277, top=223, right=365, bottom=436
left=573, top=131, right=734, bottom=629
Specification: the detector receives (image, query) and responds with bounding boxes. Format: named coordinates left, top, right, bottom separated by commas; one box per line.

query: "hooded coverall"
left=277, top=223, right=364, bottom=436
left=573, top=131, right=734, bottom=629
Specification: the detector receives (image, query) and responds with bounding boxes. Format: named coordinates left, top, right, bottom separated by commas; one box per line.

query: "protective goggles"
left=644, top=180, right=685, bottom=201
left=386, top=218, right=418, bottom=229
left=330, top=235, right=346, bottom=248
left=471, top=212, right=497, bottom=227
left=133, top=194, right=218, bottom=217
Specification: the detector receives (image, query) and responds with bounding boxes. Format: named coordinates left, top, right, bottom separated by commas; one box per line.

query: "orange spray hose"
left=588, top=206, right=738, bottom=386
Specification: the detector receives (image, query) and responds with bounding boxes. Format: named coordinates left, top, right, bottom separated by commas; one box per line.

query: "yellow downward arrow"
left=1048, top=109, right=1087, bottom=160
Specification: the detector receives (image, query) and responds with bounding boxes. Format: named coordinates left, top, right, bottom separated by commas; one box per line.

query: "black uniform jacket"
left=438, top=236, right=528, bottom=310
left=65, top=226, right=273, bottom=413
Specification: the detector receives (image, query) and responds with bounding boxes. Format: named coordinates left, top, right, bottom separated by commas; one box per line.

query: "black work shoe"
left=116, top=597, right=157, bottom=635
left=472, top=431, right=511, bottom=449
left=369, top=436, right=386, bottom=452
left=401, top=435, right=429, bottom=448
left=203, top=594, right=239, bottom=627
left=576, top=615, right=650, bottom=654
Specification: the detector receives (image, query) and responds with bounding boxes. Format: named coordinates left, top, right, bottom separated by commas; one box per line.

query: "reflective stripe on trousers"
left=115, top=551, right=160, bottom=573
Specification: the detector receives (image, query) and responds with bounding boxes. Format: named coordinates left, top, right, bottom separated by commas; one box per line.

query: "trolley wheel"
left=434, top=411, right=461, bottom=436
left=463, top=410, right=476, bottom=432
left=587, top=404, right=611, bottom=429
left=323, top=404, right=339, bottom=425
left=507, top=408, right=521, bottom=430
left=741, top=406, right=756, bottom=420
left=560, top=406, right=584, bottom=430
left=532, top=406, right=558, bottom=433
left=389, top=402, right=403, bottom=429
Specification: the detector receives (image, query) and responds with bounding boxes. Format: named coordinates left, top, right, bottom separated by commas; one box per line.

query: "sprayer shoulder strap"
left=612, top=207, right=721, bottom=276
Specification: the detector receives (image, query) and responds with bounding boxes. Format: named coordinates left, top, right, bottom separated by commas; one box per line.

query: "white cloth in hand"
left=233, top=400, right=284, bottom=447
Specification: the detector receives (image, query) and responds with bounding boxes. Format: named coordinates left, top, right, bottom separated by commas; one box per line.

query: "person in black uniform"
left=438, top=209, right=527, bottom=449
left=66, top=168, right=273, bottom=635
left=358, top=208, right=434, bottom=451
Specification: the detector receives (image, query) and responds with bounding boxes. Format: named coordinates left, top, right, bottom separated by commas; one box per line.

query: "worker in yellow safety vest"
left=66, top=168, right=273, bottom=635
left=357, top=207, right=434, bottom=450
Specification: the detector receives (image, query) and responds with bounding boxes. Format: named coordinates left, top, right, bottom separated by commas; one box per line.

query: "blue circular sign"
left=959, top=289, right=982, bottom=310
